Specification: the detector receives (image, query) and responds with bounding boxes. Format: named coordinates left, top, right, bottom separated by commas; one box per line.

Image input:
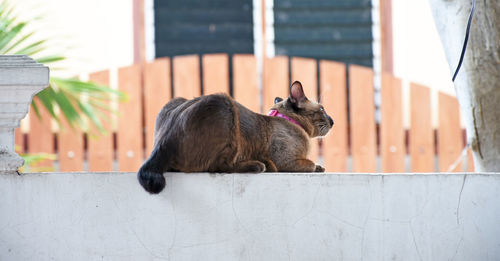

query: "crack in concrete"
left=360, top=177, right=373, bottom=261
left=451, top=228, right=465, bottom=261
left=231, top=175, right=253, bottom=244
left=132, top=229, right=169, bottom=260
left=409, top=220, right=423, bottom=261
left=286, top=238, right=292, bottom=261
left=410, top=192, right=434, bottom=221
left=456, top=175, right=467, bottom=225
left=317, top=210, right=364, bottom=230
left=370, top=218, right=410, bottom=224
left=292, top=177, right=322, bottom=227
left=167, top=176, right=177, bottom=260
left=109, top=186, right=170, bottom=260
left=178, top=239, right=231, bottom=249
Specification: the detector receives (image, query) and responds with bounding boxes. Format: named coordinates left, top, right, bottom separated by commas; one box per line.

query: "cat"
left=138, top=81, right=334, bottom=194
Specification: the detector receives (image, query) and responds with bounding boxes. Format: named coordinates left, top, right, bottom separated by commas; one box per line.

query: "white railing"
left=0, top=55, right=49, bottom=173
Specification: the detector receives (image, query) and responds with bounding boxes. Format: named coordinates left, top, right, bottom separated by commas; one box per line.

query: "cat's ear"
left=289, top=81, right=308, bottom=106
left=274, top=97, right=283, bottom=104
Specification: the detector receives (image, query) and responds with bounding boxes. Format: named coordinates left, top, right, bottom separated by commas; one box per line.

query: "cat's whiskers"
left=318, top=123, right=330, bottom=136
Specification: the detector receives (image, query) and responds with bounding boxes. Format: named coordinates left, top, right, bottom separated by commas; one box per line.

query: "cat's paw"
left=315, top=165, right=325, bottom=172
left=248, top=162, right=266, bottom=173
left=235, top=161, right=266, bottom=173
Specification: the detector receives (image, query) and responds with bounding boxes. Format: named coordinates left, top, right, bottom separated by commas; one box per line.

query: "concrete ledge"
left=1, top=172, right=499, bottom=260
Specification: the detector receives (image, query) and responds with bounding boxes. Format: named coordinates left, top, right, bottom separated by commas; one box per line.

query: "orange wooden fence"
left=16, top=53, right=474, bottom=172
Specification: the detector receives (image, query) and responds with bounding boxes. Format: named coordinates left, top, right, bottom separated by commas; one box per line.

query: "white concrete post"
left=0, top=55, right=49, bottom=173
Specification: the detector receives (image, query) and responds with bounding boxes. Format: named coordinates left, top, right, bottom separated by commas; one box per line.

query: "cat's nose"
left=328, top=116, right=334, bottom=126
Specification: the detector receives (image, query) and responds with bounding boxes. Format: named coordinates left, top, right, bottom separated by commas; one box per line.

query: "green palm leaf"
left=33, top=87, right=60, bottom=123
left=0, top=0, right=126, bottom=134
left=1, top=31, right=34, bottom=53
left=1, top=0, right=129, bottom=171
left=36, top=55, right=65, bottom=64
left=0, top=21, right=25, bottom=50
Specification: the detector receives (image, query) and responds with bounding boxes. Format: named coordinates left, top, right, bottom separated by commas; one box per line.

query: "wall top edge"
left=4, top=172, right=499, bottom=176
left=0, top=55, right=46, bottom=68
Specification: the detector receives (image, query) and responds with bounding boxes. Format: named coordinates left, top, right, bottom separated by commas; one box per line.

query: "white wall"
left=392, top=1, right=456, bottom=96
left=392, top=1, right=466, bottom=127
left=13, top=0, right=133, bottom=77
left=1, top=172, right=499, bottom=260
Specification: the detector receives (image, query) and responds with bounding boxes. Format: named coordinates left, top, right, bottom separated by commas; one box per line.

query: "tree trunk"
left=428, top=0, right=500, bottom=171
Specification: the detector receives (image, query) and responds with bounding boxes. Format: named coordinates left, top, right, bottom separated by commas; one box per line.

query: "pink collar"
left=268, top=109, right=302, bottom=128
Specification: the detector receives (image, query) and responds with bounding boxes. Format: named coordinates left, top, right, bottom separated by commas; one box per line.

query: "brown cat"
left=138, top=81, right=334, bottom=194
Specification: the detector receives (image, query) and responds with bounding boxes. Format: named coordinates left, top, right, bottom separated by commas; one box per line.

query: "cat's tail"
left=138, top=145, right=168, bottom=194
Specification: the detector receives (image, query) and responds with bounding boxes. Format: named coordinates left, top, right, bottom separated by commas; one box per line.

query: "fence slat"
left=291, top=57, right=319, bottom=162
left=410, top=83, right=434, bottom=172
left=28, top=98, right=54, bottom=170
left=233, top=54, right=259, bottom=112
left=263, top=56, right=289, bottom=113
left=15, top=127, right=23, bottom=153
left=58, top=119, right=84, bottom=171
left=173, top=55, right=201, bottom=98
left=144, top=58, right=171, bottom=155
left=202, top=54, right=229, bottom=95
left=349, top=65, right=376, bottom=172
left=438, top=92, right=463, bottom=172
left=320, top=60, right=347, bottom=171
left=87, top=70, right=114, bottom=171
left=380, top=73, right=405, bottom=172
left=117, top=65, right=143, bottom=171
left=467, top=148, right=475, bottom=172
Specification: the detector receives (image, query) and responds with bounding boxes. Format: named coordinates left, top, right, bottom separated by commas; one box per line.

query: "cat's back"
left=162, top=94, right=240, bottom=136
left=181, top=94, right=235, bottom=127
left=156, top=94, right=233, bottom=125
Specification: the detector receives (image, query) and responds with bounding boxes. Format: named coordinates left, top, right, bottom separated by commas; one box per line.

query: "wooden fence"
left=15, top=53, right=474, bottom=172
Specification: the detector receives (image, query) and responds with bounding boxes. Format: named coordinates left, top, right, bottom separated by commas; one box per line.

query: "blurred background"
left=14, top=0, right=454, bottom=94
left=6, top=0, right=470, bottom=172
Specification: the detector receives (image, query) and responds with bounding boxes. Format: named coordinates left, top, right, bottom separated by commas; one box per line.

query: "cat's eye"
left=274, top=97, right=283, bottom=104
left=320, top=107, right=325, bottom=112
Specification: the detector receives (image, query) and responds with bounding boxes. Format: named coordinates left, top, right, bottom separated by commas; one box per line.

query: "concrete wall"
left=1, top=172, right=499, bottom=261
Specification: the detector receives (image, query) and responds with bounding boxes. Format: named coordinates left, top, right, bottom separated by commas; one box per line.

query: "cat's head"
left=271, top=81, right=334, bottom=138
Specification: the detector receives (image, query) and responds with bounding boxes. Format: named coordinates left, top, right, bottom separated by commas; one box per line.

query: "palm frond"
left=18, top=152, right=57, bottom=173
left=49, top=77, right=127, bottom=132
left=33, top=88, right=60, bottom=124
left=52, top=77, right=127, bottom=101
left=76, top=99, right=104, bottom=131
left=2, top=31, right=34, bottom=53
left=36, top=55, right=65, bottom=64
left=0, top=21, right=25, bottom=50
left=14, top=40, right=46, bottom=55
left=1, top=0, right=127, bottom=135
